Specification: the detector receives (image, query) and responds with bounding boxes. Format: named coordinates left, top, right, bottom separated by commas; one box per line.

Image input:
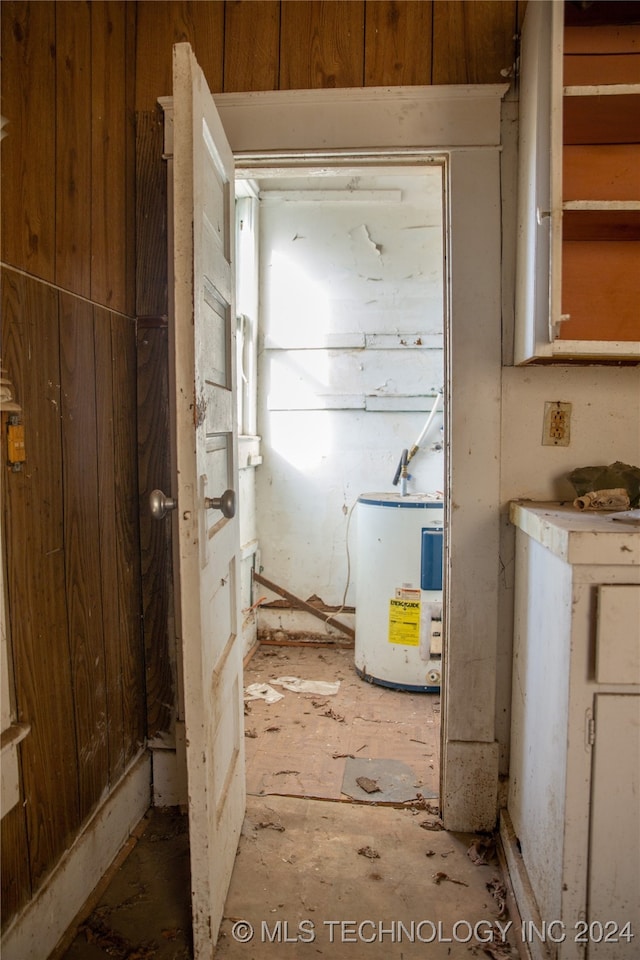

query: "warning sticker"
left=388, top=599, right=421, bottom=646
left=395, top=586, right=420, bottom=601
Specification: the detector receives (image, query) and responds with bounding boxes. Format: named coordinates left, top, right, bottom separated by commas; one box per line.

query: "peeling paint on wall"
left=256, top=171, right=445, bottom=606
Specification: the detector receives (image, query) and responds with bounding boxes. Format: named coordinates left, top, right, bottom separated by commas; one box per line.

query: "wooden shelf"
left=561, top=240, right=640, bottom=340
left=514, top=0, right=640, bottom=363
left=560, top=17, right=639, bottom=347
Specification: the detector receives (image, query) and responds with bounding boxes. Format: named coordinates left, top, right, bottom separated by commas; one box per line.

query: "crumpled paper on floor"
left=271, top=676, right=341, bottom=696
left=244, top=677, right=341, bottom=702
left=244, top=683, right=284, bottom=703
left=573, top=488, right=631, bottom=511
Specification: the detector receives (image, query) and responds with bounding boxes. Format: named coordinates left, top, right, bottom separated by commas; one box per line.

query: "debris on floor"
left=419, top=817, right=444, bottom=831
left=59, top=647, right=519, bottom=960
left=486, top=876, right=509, bottom=917
left=58, top=809, right=191, bottom=960
left=355, top=776, right=381, bottom=794
left=271, top=676, right=341, bottom=695
left=467, top=835, right=497, bottom=865
left=342, top=756, right=433, bottom=803
left=244, top=683, right=284, bottom=703
left=357, top=845, right=381, bottom=859
left=217, top=794, right=520, bottom=959
left=432, top=870, right=469, bottom=887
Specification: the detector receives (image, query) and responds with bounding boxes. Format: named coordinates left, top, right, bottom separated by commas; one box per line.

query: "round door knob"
left=205, top=488, right=236, bottom=518
left=149, top=489, right=178, bottom=520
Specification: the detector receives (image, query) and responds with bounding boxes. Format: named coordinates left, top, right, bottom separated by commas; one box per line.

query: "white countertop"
left=509, top=501, right=640, bottom=566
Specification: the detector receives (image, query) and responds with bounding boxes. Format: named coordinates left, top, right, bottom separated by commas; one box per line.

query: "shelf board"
left=549, top=339, right=640, bottom=361
left=564, top=83, right=640, bottom=97
left=563, top=200, right=640, bottom=210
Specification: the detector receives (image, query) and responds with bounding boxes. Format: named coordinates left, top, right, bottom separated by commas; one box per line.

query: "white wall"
left=501, top=366, right=640, bottom=504
left=496, top=364, right=640, bottom=769
left=255, top=171, right=445, bottom=608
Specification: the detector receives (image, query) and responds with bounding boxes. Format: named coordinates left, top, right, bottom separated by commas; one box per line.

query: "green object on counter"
left=568, top=461, right=640, bottom=508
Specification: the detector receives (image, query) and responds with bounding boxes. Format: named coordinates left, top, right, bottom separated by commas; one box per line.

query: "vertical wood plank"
left=110, top=313, right=146, bottom=763
left=137, top=321, right=176, bottom=741
left=223, top=0, right=281, bottom=91
left=135, top=105, right=173, bottom=743
left=90, top=1, right=128, bottom=313
left=364, top=0, right=433, bottom=86
left=55, top=1, right=92, bottom=296
left=0, top=800, right=31, bottom=925
left=136, top=112, right=168, bottom=319
left=124, top=0, right=137, bottom=317
left=135, top=0, right=224, bottom=112
left=59, top=293, right=110, bottom=820
left=432, top=0, right=517, bottom=84
left=0, top=2, right=56, bottom=280
left=280, top=0, right=366, bottom=89
left=1, top=268, right=80, bottom=890
left=93, top=309, right=126, bottom=784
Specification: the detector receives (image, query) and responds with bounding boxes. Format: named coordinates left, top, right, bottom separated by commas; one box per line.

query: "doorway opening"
left=234, top=159, right=448, bottom=807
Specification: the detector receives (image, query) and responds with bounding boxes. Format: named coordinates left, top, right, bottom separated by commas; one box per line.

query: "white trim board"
left=206, top=83, right=508, bottom=831
left=214, top=84, right=508, bottom=153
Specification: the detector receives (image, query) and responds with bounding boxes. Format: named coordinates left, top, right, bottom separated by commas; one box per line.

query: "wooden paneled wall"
left=1, top=1, right=143, bottom=927
left=2, top=0, right=526, bottom=934
left=1, top=1, right=136, bottom=312
left=135, top=0, right=522, bottom=108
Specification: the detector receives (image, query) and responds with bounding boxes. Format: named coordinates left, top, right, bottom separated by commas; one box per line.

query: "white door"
left=172, top=42, right=245, bottom=958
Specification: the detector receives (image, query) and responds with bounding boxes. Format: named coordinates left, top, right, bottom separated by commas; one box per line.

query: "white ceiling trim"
left=213, top=84, right=509, bottom=154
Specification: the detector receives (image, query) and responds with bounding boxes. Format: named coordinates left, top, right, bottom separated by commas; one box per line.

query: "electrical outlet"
left=542, top=401, right=572, bottom=446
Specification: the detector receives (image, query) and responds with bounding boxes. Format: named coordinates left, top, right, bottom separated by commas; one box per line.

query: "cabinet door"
left=514, top=0, right=563, bottom=363
left=588, top=694, right=640, bottom=959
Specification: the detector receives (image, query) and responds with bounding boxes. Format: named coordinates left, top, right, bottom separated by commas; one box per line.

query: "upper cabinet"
left=515, top=1, right=640, bottom=364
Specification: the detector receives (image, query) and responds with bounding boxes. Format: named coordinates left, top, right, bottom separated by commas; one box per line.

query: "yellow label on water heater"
left=388, top=598, right=420, bottom=646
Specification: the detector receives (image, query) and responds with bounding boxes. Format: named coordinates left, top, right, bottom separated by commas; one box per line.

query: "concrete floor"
left=58, top=646, right=518, bottom=960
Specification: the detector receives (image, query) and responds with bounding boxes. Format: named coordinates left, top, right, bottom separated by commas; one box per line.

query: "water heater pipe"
left=407, top=391, right=442, bottom=464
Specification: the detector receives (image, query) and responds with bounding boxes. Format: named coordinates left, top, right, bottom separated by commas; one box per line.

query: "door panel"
left=588, top=694, right=640, bottom=959
left=172, top=42, right=245, bottom=958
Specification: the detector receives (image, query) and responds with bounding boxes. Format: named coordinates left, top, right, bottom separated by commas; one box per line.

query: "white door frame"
left=215, top=84, right=508, bottom=831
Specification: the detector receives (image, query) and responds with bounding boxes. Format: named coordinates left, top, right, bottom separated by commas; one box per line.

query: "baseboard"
left=498, top=809, right=553, bottom=960
left=150, top=724, right=188, bottom=808
left=1, top=751, right=151, bottom=960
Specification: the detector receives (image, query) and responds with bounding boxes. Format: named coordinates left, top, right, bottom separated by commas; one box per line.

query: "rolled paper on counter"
left=573, top=488, right=631, bottom=511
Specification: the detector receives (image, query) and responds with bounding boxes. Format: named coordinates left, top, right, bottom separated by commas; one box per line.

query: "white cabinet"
left=507, top=502, right=639, bottom=959
left=515, top=1, right=640, bottom=363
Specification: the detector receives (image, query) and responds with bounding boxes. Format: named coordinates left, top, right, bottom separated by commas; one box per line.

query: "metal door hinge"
left=586, top=711, right=596, bottom=747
